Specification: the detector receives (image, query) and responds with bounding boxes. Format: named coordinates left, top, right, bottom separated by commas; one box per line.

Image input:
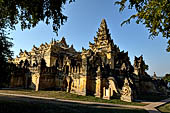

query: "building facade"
left=9, top=19, right=167, bottom=101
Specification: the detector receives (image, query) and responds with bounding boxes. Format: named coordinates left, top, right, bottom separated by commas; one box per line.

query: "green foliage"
left=0, top=0, right=75, bottom=87
left=115, top=0, right=170, bottom=52
left=0, top=32, right=13, bottom=62
left=158, top=102, right=170, bottom=113
left=0, top=90, right=147, bottom=106
left=0, top=30, right=13, bottom=87
left=167, top=40, right=170, bottom=52
left=163, top=74, right=170, bottom=82
left=0, top=0, right=75, bottom=34
left=144, top=64, right=149, bottom=71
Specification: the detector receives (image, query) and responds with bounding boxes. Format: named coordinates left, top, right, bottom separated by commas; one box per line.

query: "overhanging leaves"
left=115, top=0, right=170, bottom=52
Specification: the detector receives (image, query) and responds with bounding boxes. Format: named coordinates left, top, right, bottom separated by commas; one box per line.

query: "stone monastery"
left=9, top=19, right=167, bottom=102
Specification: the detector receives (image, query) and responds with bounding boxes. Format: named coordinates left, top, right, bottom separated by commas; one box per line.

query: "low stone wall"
left=55, top=78, right=64, bottom=90
left=10, top=75, right=25, bottom=88
left=31, top=73, right=65, bottom=90
left=70, top=75, right=87, bottom=96
left=39, top=74, right=56, bottom=89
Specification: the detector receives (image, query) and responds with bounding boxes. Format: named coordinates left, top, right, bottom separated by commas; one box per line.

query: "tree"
left=115, top=0, right=170, bottom=52
left=0, top=0, right=74, bottom=87
left=0, top=0, right=75, bottom=34
left=144, top=64, right=149, bottom=71
left=0, top=29, right=13, bottom=87
left=163, top=74, right=170, bottom=82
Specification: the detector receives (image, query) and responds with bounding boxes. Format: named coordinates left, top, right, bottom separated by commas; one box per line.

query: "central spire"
left=89, top=19, right=114, bottom=52
left=97, top=19, right=111, bottom=40
left=96, top=19, right=111, bottom=41
left=100, top=19, right=107, bottom=29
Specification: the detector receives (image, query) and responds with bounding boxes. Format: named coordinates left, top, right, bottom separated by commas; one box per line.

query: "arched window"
left=40, top=58, right=46, bottom=67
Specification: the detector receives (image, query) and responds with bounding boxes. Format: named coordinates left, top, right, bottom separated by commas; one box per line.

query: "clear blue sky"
left=10, top=0, right=170, bottom=77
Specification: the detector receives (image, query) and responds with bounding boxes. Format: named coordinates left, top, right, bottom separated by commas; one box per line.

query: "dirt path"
left=0, top=92, right=169, bottom=113
left=144, top=98, right=170, bottom=113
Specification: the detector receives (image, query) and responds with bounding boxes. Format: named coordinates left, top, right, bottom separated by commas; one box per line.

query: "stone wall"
left=31, top=73, right=65, bottom=90
left=39, top=74, right=56, bottom=89
left=140, top=81, right=158, bottom=94
left=70, top=74, right=87, bottom=96
left=86, top=76, right=96, bottom=95
left=10, top=74, right=26, bottom=88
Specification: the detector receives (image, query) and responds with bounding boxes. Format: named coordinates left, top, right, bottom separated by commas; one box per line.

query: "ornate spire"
left=60, top=37, right=68, bottom=48
left=96, top=19, right=111, bottom=41
left=100, top=19, right=107, bottom=29
left=51, top=38, right=54, bottom=43
left=88, top=19, right=115, bottom=52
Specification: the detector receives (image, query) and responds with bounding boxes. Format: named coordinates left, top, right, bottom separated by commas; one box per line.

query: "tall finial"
left=51, top=38, right=54, bottom=44
left=20, top=49, right=23, bottom=53
left=100, top=19, right=107, bottom=28
left=101, top=19, right=106, bottom=24
left=153, top=72, right=156, bottom=77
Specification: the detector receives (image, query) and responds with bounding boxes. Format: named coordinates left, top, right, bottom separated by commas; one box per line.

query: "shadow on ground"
left=0, top=95, right=148, bottom=113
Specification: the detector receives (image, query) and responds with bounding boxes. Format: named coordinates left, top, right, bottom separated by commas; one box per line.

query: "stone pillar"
left=71, top=67, right=74, bottom=73
left=110, top=87, right=113, bottom=96
left=25, top=74, right=28, bottom=88
left=35, top=74, right=40, bottom=91
left=108, top=88, right=111, bottom=100
left=103, top=87, right=106, bottom=97
left=95, top=76, right=103, bottom=98
left=80, top=67, right=82, bottom=73
left=66, top=77, right=71, bottom=93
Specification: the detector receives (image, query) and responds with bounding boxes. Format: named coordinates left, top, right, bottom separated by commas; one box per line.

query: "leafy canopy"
left=163, top=74, right=170, bottom=82
left=115, top=0, right=170, bottom=52
left=0, top=0, right=75, bottom=34
left=0, top=30, right=13, bottom=86
left=0, top=0, right=74, bottom=87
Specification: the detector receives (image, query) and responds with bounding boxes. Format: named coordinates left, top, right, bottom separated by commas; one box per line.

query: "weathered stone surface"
left=120, top=78, right=133, bottom=102
left=9, top=19, right=168, bottom=100
left=133, top=55, right=146, bottom=76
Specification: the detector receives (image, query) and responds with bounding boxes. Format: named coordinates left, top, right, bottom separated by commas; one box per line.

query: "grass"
left=157, top=103, right=170, bottom=113
left=0, top=97, right=148, bottom=113
left=0, top=89, right=147, bottom=106
left=137, top=94, right=170, bottom=102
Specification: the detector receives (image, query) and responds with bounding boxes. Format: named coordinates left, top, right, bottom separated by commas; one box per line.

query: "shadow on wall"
left=10, top=73, right=32, bottom=89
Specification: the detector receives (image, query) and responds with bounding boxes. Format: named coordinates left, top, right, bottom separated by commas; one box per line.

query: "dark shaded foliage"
left=0, top=0, right=75, bottom=87
left=0, top=0, right=75, bottom=33
left=163, top=73, right=170, bottom=82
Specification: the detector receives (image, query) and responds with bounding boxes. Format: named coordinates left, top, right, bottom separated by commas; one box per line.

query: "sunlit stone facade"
left=10, top=19, right=167, bottom=101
